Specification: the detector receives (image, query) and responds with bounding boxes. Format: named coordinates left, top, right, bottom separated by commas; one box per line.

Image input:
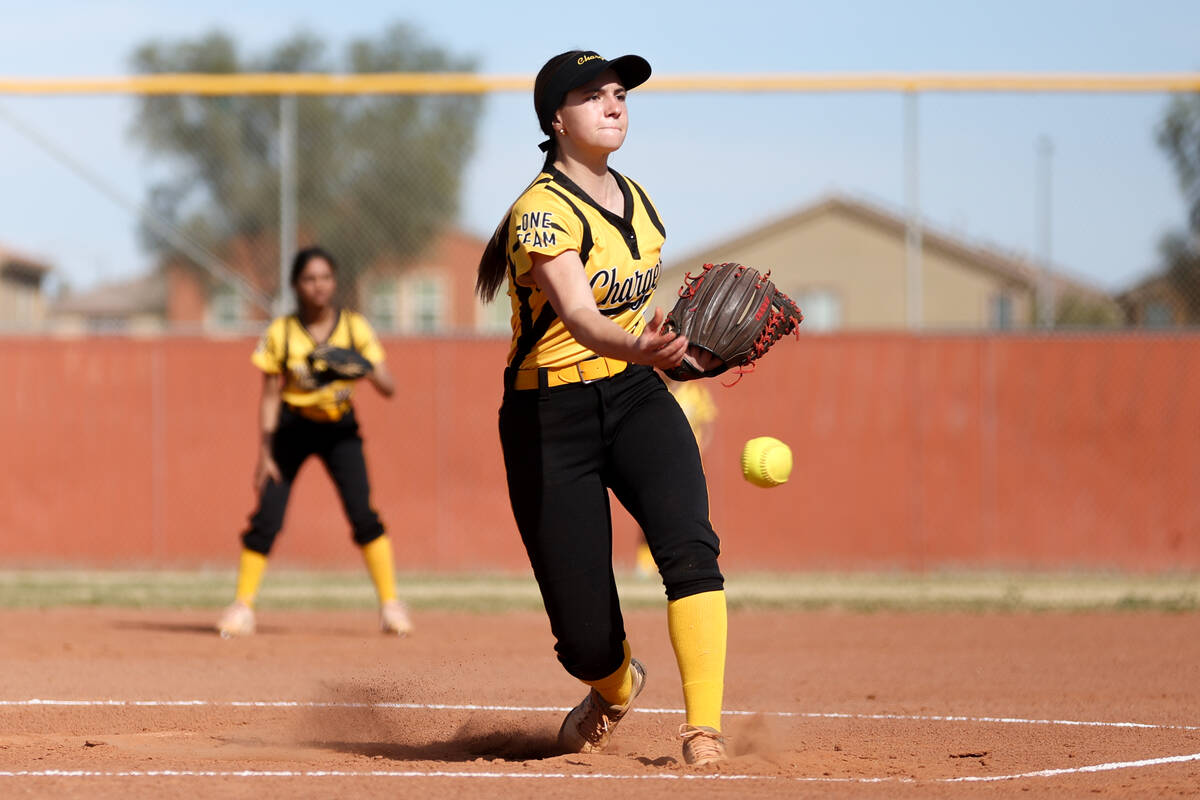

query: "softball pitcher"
left=216, top=245, right=412, bottom=639
left=475, top=50, right=728, bottom=766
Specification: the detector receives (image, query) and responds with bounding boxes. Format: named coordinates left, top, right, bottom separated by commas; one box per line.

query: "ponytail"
left=475, top=213, right=511, bottom=302
left=475, top=144, right=559, bottom=302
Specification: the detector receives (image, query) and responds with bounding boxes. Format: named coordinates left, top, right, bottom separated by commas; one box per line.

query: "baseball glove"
left=308, top=344, right=373, bottom=382
left=662, top=262, right=803, bottom=382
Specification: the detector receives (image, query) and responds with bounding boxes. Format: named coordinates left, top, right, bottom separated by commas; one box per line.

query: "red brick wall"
left=1, top=334, right=1196, bottom=571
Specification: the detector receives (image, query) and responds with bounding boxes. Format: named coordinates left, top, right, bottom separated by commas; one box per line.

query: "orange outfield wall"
left=0, top=333, right=1197, bottom=572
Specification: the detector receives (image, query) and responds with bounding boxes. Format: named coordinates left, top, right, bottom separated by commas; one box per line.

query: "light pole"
left=904, top=91, right=922, bottom=330
left=278, top=93, right=298, bottom=315
left=1036, top=135, right=1054, bottom=328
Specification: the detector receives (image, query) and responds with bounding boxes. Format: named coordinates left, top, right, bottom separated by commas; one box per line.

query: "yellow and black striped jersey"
left=504, top=166, right=666, bottom=371
left=251, top=310, right=384, bottom=422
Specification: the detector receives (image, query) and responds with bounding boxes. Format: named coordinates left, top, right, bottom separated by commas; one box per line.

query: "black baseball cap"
left=534, top=50, right=652, bottom=137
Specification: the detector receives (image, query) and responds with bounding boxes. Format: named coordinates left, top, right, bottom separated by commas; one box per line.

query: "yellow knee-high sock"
left=234, top=549, right=268, bottom=607
left=668, top=590, right=727, bottom=731
left=585, top=640, right=634, bottom=707
left=361, top=535, right=398, bottom=604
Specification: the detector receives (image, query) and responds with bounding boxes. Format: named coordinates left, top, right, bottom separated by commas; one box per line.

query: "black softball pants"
left=499, top=364, right=724, bottom=682
left=241, top=406, right=385, bottom=554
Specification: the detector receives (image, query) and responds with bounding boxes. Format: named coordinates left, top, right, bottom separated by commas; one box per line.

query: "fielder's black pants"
left=499, top=364, right=723, bottom=682
left=241, top=406, right=385, bottom=554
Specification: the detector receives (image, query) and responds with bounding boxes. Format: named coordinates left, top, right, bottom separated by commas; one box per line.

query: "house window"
left=989, top=293, right=1014, bottom=330
left=478, top=292, right=512, bottom=335
left=7, top=284, right=36, bottom=325
left=411, top=276, right=445, bottom=333
left=369, top=278, right=398, bottom=332
left=209, top=284, right=242, bottom=329
left=87, top=316, right=126, bottom=334
left=793, top=288, right=841, bottom=332
left=1143, top=302, right=1172, bottom=328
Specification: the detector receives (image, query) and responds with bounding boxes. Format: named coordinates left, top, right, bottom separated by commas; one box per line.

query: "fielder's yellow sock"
left=361, top=535, right=398, bottom=604
left=585, top=640, right=634, bottom=707
left=668, top=590, right=727, bottom=731
left=234, top=549, right=268, bottom=607
left=635, top=542, right=657, bottom=576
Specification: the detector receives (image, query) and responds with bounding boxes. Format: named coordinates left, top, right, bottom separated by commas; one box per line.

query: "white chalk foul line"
left=4, top=700, right=1198, bottom=784
left=750, top=710, right=1200, bottom=732
left=3, top=753, right=1200, bottom=783
left=943, top=751, right=1200, bottom=782
left=3, top=698, right=1198, bottom=732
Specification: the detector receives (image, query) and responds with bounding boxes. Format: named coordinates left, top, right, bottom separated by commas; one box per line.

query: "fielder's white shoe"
left=379, top=600, right=414, bottom=636
left=217, top=601, right=255, bottom=639
left=557, top=658, right=647, bottom=753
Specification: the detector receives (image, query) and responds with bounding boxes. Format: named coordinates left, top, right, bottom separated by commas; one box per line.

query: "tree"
left=1054, top=291, right=1123, bottom=328
left=1156, top=92, right=1200, bottom=322
left=129, top=24, right=481, bottom=310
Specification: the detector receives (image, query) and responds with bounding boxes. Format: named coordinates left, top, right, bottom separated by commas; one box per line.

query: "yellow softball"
left=741, top=436, right=793, bottom=488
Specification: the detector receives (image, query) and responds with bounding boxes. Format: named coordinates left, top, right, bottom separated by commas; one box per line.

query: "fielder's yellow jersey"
left=505, top=166, right=666, bottom=371
left=669, top=382, right=718, bottom=450
left=251, top=310, right=384, bottom=422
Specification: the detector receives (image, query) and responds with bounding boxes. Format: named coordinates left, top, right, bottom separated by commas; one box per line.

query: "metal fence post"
left=904, top=90, right=922, bottom=330
left=1037, top=134, right=1055, bottom=328
left=278, top=93, right=297, bottom=315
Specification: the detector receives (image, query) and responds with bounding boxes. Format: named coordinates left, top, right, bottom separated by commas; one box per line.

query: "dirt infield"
left=1, top=607, right=1198, bottom=798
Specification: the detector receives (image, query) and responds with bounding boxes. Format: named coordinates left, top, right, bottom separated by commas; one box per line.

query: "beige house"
left=48, top=271, right=167, bottom=335
left=0, top=245, right=52, bottom=328
left=660, top=195, right=1117, bottom=331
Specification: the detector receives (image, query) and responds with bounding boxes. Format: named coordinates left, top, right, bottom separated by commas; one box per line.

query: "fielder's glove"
left=308, top=344, right=374, bottom=383
left=662, top=262, right=803, bottom=382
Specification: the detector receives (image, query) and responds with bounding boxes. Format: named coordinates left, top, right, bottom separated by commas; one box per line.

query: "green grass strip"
left=0, top=570, right=1196, bottom=612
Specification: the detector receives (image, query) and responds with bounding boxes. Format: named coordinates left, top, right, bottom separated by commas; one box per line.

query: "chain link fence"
left=0, top=83, right=486, bottom=335
left=1, top=74, right=1198, bottom=336
left=1, top=74, right=1199, bottom=570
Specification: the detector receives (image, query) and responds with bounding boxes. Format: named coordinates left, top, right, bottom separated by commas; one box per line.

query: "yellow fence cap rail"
left=1, top=72, right=1199, bottom=95
left=0, top=73, right=531, bottom=95
left=2, top=70, right=1200, bottom=95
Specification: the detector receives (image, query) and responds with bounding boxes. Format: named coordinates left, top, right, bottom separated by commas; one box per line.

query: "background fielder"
left=217, top=245, right=412, bottom=638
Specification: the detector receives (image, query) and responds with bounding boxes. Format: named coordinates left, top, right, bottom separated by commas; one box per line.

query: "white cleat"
left=558, top=658, right=647, bottom=753
left=380, top=600, right=414, bottom=637
left=680, top=724, right=728, bottom=766
left=216, top=601, right=255, bottom=639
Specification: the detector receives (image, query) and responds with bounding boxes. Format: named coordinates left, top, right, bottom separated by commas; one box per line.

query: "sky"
left=1, top=0, right=1198, bottom=294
